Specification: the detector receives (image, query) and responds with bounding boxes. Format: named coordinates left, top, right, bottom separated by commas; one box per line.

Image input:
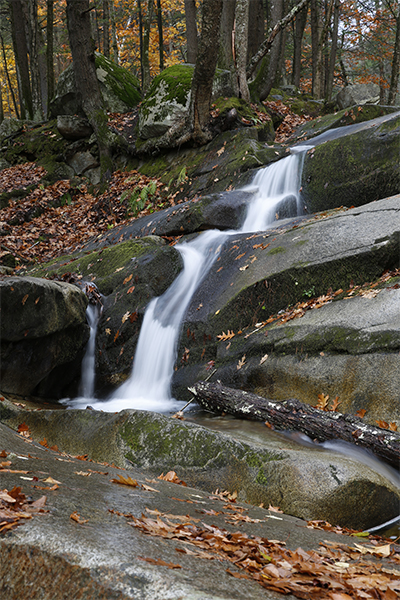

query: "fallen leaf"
left=237, top=355, right=246, bottom=370
left=356, top=409, right=366, bottom=418
left=111, top=475, right=138, bottom=487
left=123, top=274, right=133, bottom=285
left=43, top=477, right=61, bottom=485
left=158, top=471, right=187, bottom=486
left=70, top=511, right=88, bottom=524
left=217, top=330, right=235, bottom=341
left=137, top=556, right=181, bottom=569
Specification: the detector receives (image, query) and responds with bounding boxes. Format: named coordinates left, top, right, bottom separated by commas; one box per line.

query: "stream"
left=63, top=116, right=400, bottom=537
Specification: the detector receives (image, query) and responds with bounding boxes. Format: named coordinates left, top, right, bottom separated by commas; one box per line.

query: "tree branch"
left=247, top=0, right=310, bottom=79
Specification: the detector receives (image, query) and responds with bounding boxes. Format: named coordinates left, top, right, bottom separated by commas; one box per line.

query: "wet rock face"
left=0, top=406, right=398, bottom=532
left=0, top=276, right=89, bottom=396
left=301, top=112, right=400, bottom=213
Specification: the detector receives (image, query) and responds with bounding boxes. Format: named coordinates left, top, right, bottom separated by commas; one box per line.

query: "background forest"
left=0, top=0, right=399, bottom=126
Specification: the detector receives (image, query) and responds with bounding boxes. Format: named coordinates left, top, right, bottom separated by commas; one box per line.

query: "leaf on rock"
left=158, top=471, right=187, bottom=486
left=111, top=474, right=138, bottom=487
left=217, top=330, right=235, bottom=341
left=237, top=355, right=246, bottom=370
left=70, top=511, right=89, bottom=524
left=138, top=556, right=181, bottom=569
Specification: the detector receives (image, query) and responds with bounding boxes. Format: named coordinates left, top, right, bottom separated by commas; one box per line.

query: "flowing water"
left=68, top=148, right=308, bottom=412
left=65, top=141, right=399, bottom=536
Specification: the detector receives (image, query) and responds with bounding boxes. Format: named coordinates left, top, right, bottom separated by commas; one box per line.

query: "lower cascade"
left=68, top=147, right=308, bottom=412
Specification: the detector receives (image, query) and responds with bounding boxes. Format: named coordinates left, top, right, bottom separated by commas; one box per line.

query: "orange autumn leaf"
left=356, top=409, right=366, bottom=418
left=375, top=419, right=389, bottom=429
left=70, top=511, right=88, bottom=524
left=123, top=274, right=133, bottom=285
left=110, top=474, right=138, bottom=487
left=158, top=471, right=187, bottom=486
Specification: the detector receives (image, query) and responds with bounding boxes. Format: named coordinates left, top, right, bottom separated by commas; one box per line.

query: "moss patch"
left=95, top=53, right=141, bottom=108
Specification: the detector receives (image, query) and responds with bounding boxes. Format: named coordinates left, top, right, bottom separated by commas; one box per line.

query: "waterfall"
left=79, top=302, right=102, bottom=398
left=69, top=148, right=308, bottom=413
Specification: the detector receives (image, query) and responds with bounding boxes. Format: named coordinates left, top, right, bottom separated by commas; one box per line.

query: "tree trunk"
left=388, top=6, right=400, bottom=105
left=292, top=4, right=307, bottom=87
left=325, top=0, right=339, bottom=102
left=188, top=0, right=224, bottom=144
left=142, top=0, right=154, bottom=93
left=190, top=382, right=400, bottom=469
left=138, top=0, right=144, bottom=84
left=247, top=0, right=309, bottom=80
left=311, top=0, right=333, bottom=98
left=66, top=0, right=113, bottom=178
left=258, top=0, right=284, bottom=100
left=9, top=0, right=32, bottom=119
left=0, top=78, right=3, bottom=123
left=247, top=0, right=265, bottom=64
left=22, top=0, right=45, bottom=120
left=110, top=0, right=119, bottom=63
left=184, top=0, right=198, bottom=64
left=156, top=0, right=164, bottom=71
left=46, top=0, right=54, bottom=117
left=217, top=0, right=237, bottom=95
left=103, top=0, right=110, bottom=58
left=235, top=0, right=250, bottom=102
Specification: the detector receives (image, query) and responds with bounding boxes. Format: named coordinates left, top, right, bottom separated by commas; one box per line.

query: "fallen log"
left=189, top=381, right=400, bottom=469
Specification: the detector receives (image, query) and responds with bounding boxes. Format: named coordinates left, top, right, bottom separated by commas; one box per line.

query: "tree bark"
left=22, top=0, right=45, bottom=120
left=388, top=6, right=400, bottom=105
left=217, top=0, right=238, bottom=96
left=292, top=3, right=308, bottom=87
left=189, top=381, right=400, bottom=469
left=66, top=0, right=113, bottom=178
left=142, top=0, right=154, bottom=93
left=156, top=0, right=164, bottom=71
left=46, top=0, right=54, bottom=117
left=235, top=0, right=251, bottom=102
left=247, top=0, right=265, bottom=64
left=247, top=0, right=310, bottom=80
left=188, top=0, right=224, bottom=144
left=9, top=0, right=32, bottom=119
left=325, top=0, right=339, bottom=102
left=103, top=0, right=110, bottom=58
left=110, top=0, right=119, bottom=63
left=184, top=0, right=198, bottom=64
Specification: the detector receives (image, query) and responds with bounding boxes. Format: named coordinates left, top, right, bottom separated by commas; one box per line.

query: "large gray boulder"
left=336, top=83, right=380, bottom=109
left=49, top=53, right=141, bottom=118
left=301, top=111, right=400, bottom=213
left=1, top=419, right=398, bottom=600
left=32, top=237, right=183, bottom=391
left=0, top=403, right=398, bottom=531
left=138, top=64, right=235, bottom=140
left=172, top=194, right=400, bottom=424
left=0, top=276, right=89, bottom=396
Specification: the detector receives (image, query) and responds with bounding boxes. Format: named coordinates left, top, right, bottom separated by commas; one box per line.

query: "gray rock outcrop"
left=0, top=276, right=89, bottom=396
left=336, top=83, right=380, bottom=109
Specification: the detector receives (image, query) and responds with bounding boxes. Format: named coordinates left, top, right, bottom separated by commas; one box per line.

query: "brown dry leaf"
left=138, top=556, right=181, bottom=569
left=330, top=396, right=341, bottom=412
left=127, top=285, right=135, bottom=294
left=268, top=505, right=283, bottom=513
left=389, top=422, right=398, bottom=431
left=237, top=355, right=246, bottom=370
left=376, top=419, right=389, bottom=429
left=70, top=511, right=89, bottom=524
left=316, top=393, right=329, bottom=411
left=141, top=484, right=160, bottom=492
left=123, top=274, right=133, bottom=285
left=43, top=476, right=61, bottom=485
left=111, top=475, right=138, bottom=487
left=217, top=330, right=235, bottom=341
left=356, top=409, right=367, bottom=418
left=17, top=423, right=30, bottom=437
left=158, top=471, right=187, bottom=486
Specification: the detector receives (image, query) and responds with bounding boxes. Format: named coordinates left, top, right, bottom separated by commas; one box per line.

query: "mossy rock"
left=301, top=112, right=400, bottom=212
left=49, top=53, right=141, bottom=118
left=138, top=64, right=234, bottom=140
left=28, top=237, right=183, bottom=392
left=293, top=104, right=399, bottom=143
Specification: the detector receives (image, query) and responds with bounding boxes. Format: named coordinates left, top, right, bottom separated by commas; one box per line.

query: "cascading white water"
left=70, top=148, right=308, bottom=413
left=79, top=303, right=102, bottom=398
